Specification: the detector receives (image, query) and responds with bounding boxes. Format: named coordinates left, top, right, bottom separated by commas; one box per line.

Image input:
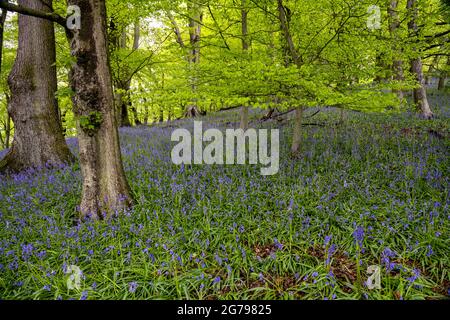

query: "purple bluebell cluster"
left=0, top=105, right=448, bottom=300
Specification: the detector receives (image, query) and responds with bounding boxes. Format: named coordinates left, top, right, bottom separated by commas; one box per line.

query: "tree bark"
left=407, top=0, right=433, bottom=119
left=0, top=9, right=7, bottom=149
left=117, top=28, right=131, bottom=127
left=67, top=0, right=132, bottom=218
left=159, top=107, right=164, bottom=122
left=186, top=3, right=203, bottom=117
left=114, top=20, right=141, bottom=127
left=143, top=101, right=149, bottom=124
left=240, top=0, right=249, bottom=131
left=0, top=0, right=73, bottom=172
left=278, top=0, right=305, bottom=156
left=438, top=57, right=449, bottom=90
left=0, top=8, right=6, bottom=75
left=5, top=112, right=9, bottom=149
left=291, top=107, right=303, bottom=155
left=277, top=0, right=301, bottom=68
left=388, top=0, right=404, bottom=101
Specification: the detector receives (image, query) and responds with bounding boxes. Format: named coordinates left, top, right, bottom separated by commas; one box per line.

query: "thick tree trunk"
left=67, top=0, right=132, bottom=218
left=0, top=0, right=73, bottom=172
left=388, top=0, right=404, bottom=101
left=407, top=0, right=433, bottom=119
left=291, top=107, right=303, bottom=155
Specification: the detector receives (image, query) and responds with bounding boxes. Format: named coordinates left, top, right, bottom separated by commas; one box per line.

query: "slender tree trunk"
left=143, top=99, right=149, bottom=124
left=240, top=0, right=249, bottom=130
left=119, top=92, right=131, bottom=127
left=278, top=0, right=301, bottom=68
left=278, top=0, right=305, bottom=156
left=131, top=104, right=140, bottom=125
left=0, top=8, right=6, bottom=74
left=438, top=76, right=446, bottom=90
left=159, top=107, right=164, bottom=122
left=388, top=0, right=404, bottom=101
left=185, top=3, right=203, bottom=118
left=0, top=0, right=73, bottom=172
left=116, top=20, right=141, bottom=127
left=4, top=106, right=10, bottom=149
left=407, top=0, right=433, bottom=119
left=0, top=9, right=7, bottom=149
left=291, top=107, right=303, bottom=155
left=67, top=0, right=132, bottom=218
left=438, top=57, right=449, bottom=90
left=118, top=28, right=131, bottom=127
left=426, top=55, right=439, bottom=85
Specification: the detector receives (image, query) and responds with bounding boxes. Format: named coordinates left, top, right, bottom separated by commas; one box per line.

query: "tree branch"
left=0, top=0, right=67, bottom=28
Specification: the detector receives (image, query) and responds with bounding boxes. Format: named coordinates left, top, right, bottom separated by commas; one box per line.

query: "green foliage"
left=79, top=112, right=103, bottom=136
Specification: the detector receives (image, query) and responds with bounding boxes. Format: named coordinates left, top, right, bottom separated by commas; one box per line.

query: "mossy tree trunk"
left=0, top=0, right=73, bottom=173
left=67, top=0, right=132, bottom=218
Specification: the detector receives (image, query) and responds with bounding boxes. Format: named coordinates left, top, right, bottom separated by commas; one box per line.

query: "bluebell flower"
left=274, top=238, right=283, bottom=250
left=426, top=245, right=433, bottom=257
left=353, top=226, right=365, bottom=249
left=80, top=291, right=88, bottom=300
left=128, top=282, right=138, bottom=293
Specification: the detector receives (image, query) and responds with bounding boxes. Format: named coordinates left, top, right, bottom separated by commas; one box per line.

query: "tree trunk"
left=278, top=0, right=301, bottom=68
left=0, top=0, right=73, bottom=172
left=407, top=0, right=433, bottom=119
left=67, top=0, right=132, bottom=218
left=240, top=0, right=249, bottom=131
left=388, top=0, right=404, bottom=101
left=240, top=106, right=249, bottom=130
left=438, top=76, right=446, bottom=90
left=291, top=107, right=303, bottom=155
left=118, top=85, right=131, bottom=127
left=186, top=3, right=203, bottom=117
left=131, top=105, right=140, bottom=125
left=438, top=57, right=449, bottom=90
left=5, top=111, right=10, bottom=149
left=0, top=9, right=7, bottom=149
left=115, top=20, right=141, bottom=127
left=0, top=8, right=6, bottom=74
left=117, top=28, right=131, bottom=127
left=278, top=0, right=305, bottom=155
left=143, top=99, right=149, bottom=124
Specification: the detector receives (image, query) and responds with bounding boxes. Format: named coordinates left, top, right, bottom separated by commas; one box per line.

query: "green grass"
left=0, top=93, right=449, bottom=300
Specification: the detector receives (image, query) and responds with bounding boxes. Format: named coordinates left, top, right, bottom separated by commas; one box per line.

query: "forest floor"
left=0, top=90, right=449, bottom=300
